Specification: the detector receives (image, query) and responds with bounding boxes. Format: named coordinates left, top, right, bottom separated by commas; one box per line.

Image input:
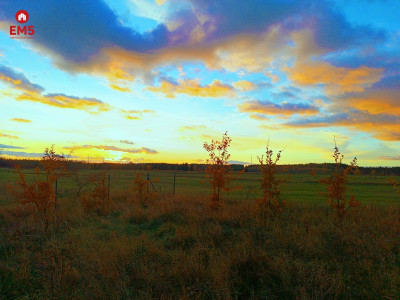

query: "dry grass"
left=0, top=189, right=399, bottom=299
left=0, top=144, right=398, bottom=298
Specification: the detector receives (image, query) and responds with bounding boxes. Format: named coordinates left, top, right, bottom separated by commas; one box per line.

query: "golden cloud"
left=233, top=80, right=257, bottom=92
left=109, top=83, right=131, bottom=92
left=64, top=144, right=159, bottom=154
left=10, top=118, right=32, bottom=123
left=342, top=88, right=400, bottom=115
left=120, top=109, right=155, bottom=120
left=286, top=61, right=383, bottom=94
left=0, top=133, right=19, bottom=139
left=16, top=91, right=111, bottom=113
left=179, top=125, right=207, bottom=131
left=0, top=65, right=112, bottom=113
left=146, top=79, right=234, bottom=98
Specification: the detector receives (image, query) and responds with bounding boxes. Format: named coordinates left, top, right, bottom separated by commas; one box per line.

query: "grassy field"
left=0, top=168, right=398, bottom=206
left=0, top=166, right=399, bottom=298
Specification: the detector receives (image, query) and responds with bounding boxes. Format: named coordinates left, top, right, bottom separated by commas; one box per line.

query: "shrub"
left=128, top=173, right=157, bottom=206
left=79, top=172, right=112, bottom=215
left=257, top=145, right=286, bottom=214
left=203, top=132, right=232, bottom=208
left=9, top=146, right=66, bottom=235
left=320, top=142, right=360, bottom=218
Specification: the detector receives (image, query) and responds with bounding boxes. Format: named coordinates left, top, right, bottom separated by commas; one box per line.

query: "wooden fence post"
left=173, top=173, right=176, bottom=196
left=108, top=174, right=111, bottom=202
left=54, top=178, right=58, bottom=210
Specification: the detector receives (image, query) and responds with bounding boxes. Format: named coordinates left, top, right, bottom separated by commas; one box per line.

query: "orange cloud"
left=64, top=144, right=158, bottom=154
left=286, top=61, right=383, bottom=94
left=10, top=118, right=32, bottom=123
left=146, top=79, right=234, bottom=98
left=0, top=133, right=19, bottom=139
left=342, top=88, right=400, bottom=115
left=0, top=65, right=112, bottom=113
left=15, top=91, right=111, bottom=113
left=109, top=83, right=131, bottom=92
left=120, top=109, right=155, bottom=120
left=378, top=156, right=400, bottom=160
left=233, top=80, right=256, bottom=92
left=179, top=125, right=207, bottom=131
left=249, top=114, right=270, bottom=120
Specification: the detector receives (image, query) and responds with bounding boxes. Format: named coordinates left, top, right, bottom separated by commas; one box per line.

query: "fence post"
left=147, top=173, right=150, bottom=193
left=108, top=174, right=111, bottom=202
left=54, top=178, right=58, bottom=210
left=173, top=173, right=176, bottom=196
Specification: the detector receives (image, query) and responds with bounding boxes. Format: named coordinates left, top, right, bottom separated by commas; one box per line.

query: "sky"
left=0, top=0, right=399, bottom=166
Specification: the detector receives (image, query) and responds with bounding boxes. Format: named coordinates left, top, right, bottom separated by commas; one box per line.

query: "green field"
left=1, top=166, right=399, bottom=298
left=0, top=167, right=398, bottom=206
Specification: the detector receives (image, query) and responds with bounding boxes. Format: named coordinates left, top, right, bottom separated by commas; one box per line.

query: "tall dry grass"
left=0, top=143, right=398, bottom=298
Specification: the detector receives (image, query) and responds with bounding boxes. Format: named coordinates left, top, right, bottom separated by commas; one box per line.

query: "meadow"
left=0, top=164, right=399, bottom=298
left=0, top=168, right=398, bottom=206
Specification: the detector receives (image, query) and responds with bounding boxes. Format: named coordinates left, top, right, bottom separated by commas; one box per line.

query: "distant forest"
left=0, top=158, right=399, bottom=176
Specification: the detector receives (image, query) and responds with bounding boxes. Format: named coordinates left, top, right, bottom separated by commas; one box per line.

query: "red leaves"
left=9, top=145, right=66, bottom=234
left=203, top=132, right=232, bottom=208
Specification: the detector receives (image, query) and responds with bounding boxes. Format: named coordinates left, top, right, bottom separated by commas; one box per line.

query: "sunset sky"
left=0, top=0, right=399, bottom=166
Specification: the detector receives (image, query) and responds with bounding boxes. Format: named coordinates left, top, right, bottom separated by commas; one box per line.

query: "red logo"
left=15, top=10, right=29, bottom=24
left=10, top=10, right=34, bottom=39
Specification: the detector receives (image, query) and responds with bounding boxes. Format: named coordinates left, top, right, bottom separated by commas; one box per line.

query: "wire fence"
left=1, top=169, right=399, bottom=206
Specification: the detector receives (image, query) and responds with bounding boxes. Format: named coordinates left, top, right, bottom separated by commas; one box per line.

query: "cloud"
left=0, top=151, right=42, bottom=158
left=109, top=84, right=132, bottom=92
left=0, top=65, right=44, bottom=93
left=0, top=144, right=25, bottom=149
left=146, top=78, right=234, bottom=98
left=340, top=88, right=400, bottom=116
left=233, top=80, right=257, bottom=92
left=64, top=144, right=158, bottom=154
left=120, top=109, right=155, bottom=120
left=228, top=160, right=250, bottom=165
left=0, top=0, right=389, bottom=90
left=15, top=91, right=111, bottom=113
left=0, top=133, right=19, bottom=139
left=10, top=118, right=32, bottom=123
left=248, top=114, right=270, bottom=120
left=0, top=65, right=111, bottom=113
left=285, top=110, right=400, bottom=141
left=119, top=140, right=135, bottom=145
left=285, top=61, right=383, bottom=94
left=377, top=156, right=400, bottom=160
left=238, top=100, right=319, bottom=117
left=179, top=125, right=207, bottom=131
left=0, top=0, right=169, bottom=63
